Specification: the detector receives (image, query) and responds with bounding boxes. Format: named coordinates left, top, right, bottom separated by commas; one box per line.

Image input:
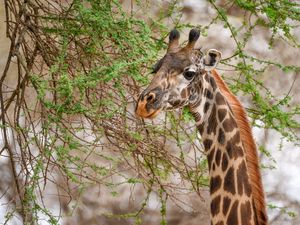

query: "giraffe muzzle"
left=135, top=90, right=163, bottom=119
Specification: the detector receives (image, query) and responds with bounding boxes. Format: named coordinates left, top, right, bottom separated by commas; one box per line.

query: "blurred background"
left=0, top=0, right=300, bottom=224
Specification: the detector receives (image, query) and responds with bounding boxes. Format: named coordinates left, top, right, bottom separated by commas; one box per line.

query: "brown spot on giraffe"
left=224, top=166, right=236, bottom=195
left=207, top=105, right=217, bottom=135
left=222, top=118, right=236, bottom=133
left=205, top=74, right=210, bottom=82
left=210, top=76, right=218, bottom=91
left=237, top=160, right=252, bottom=197
left=218, top=128, right=225, bottom=145
left=226, top=133, right=244, bottom=159
left=241, top=200, right=252, bottom=225
left=211, top=195, right=221, bottom=216
left=210, top=175, right=222, bottom=194
left=204, top=101, right=210, bottom=113
left=229, top=132, right=241, bottom=146
left=171, top=100, right=181, bottom=107
left=207, top=147, right=216, bottom=171
left=197, top=123, right=204, bottom=134
left=205, top=89, right=214, bottom=99
left=181, top=89, right=187, bottom=98
left=216, top=92, right=226, bottom=105
left=203, top=138, right=213, bottom=150
left=226, top=200, right=239, bottom=225
left=218, top=109, right=227, bottom=122
left=222, top=196, right=231, bottom=216
left=215, top=148, right=222, bottom=167
left=212, top=163, right=216, bottom=171
left=221, top=153, right=229, bottom=172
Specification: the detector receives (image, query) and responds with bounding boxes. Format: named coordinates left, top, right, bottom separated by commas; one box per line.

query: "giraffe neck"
left=189, top=75, right=257, bottom=225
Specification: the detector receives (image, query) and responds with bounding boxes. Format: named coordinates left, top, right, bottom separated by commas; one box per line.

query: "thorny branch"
left=0, top=0, right=207, bottom=223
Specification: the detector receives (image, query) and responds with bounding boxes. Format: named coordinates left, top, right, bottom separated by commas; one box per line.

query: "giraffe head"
left=135, top=29, right=222, bottom=119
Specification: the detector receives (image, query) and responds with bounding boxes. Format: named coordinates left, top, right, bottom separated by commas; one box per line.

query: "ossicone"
left=167, top=28, right=200, bottom=54
left=181, top=29, right=200, bottom=53
left=169, top=29, right=180, bottom=42
left=168, top=29, right=180, bottom=53
left=188, top=29, right=200, bottom=43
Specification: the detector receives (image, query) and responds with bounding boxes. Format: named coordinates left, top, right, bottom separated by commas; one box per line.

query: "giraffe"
left=135, top=29, right=268, bottom=225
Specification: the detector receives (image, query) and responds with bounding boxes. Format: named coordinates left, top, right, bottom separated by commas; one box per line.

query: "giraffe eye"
left=183, top=70, right=196, bottom=80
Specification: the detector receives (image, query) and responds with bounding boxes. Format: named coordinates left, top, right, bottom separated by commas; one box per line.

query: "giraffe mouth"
left=135, top=96, right=187, bottom=118
left=145, top=108, right=162, bottom=118
left=135, top=107, right=162, bottom=119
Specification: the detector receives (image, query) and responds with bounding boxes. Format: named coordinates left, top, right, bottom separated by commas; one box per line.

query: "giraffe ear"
left=167, top=29, right=180, bottom=53
left=202, top=49, right=222, bottom=71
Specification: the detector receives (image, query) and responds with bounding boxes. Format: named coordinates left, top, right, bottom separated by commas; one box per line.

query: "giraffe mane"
left=211, top=69, right=268, bottom=225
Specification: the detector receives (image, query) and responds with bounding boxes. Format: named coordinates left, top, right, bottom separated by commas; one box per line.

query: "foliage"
left=1, top=0, right=299, bottom=224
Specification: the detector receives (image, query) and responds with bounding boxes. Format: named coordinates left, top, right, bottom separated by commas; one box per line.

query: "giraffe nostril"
left=146, top=93, right=155, bottom=102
